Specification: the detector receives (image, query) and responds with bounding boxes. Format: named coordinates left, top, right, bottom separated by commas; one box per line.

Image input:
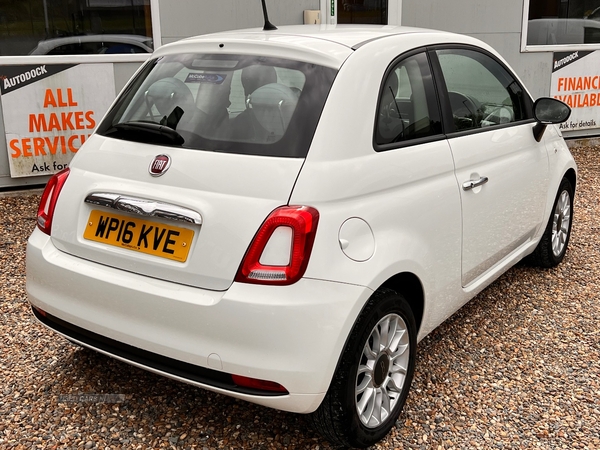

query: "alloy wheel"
left=355, top=313, right=410, bottom=428
left=552, top=190, right=571, bottom=257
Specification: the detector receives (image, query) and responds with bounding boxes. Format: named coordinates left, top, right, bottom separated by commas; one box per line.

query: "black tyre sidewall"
left=342, top=290, right=417, bottom=448
left=542, top=178, right=574, bottom=267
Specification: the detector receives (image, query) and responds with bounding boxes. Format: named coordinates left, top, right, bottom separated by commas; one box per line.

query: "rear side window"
left=97, top=54, right=337, bottom=158
left=435, top=48, right=531, bottom=132
left=375, top=52, right=442, bottom=148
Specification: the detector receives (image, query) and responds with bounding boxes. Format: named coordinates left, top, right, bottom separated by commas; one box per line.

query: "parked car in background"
left=527, top=18, right=600, bottom=45
left=29, top=34, right=153, bottom=55
left=584, top=6, right=600, bottom=20
left=27, top=24, right=575, bottom=448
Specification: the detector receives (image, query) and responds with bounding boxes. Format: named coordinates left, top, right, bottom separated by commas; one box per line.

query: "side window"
left=435, top=48, right=531, bottom=132
left=375, top=52, right=442, bottom=147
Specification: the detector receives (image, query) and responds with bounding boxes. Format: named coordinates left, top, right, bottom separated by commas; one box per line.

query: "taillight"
left=37, top=167, right=70, bottom=235
left=235, top=205, right=319, bottom=285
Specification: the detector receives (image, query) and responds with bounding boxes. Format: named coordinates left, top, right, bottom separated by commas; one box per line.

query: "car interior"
left=140, top=63, right=302, bottom=145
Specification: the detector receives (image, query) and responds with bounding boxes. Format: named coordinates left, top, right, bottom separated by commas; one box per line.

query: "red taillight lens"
left=235, top=205, right=319, bottom=286
left=231, top=374, right=288, bottom=393
left=37, top=168, right=70, bottom=235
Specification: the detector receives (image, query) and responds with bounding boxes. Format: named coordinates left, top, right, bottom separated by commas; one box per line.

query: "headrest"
left=241, top=65, right=277, bottom=97
left=146, top=77, right=193, bottom=115
left=248, top=83, right=299, bottom=136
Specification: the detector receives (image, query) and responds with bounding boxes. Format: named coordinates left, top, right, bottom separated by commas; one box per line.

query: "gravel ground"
left=1, top=144, right=599, bottom=450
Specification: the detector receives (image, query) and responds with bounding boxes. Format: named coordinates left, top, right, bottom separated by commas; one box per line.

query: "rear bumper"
left=26, top=228, right=372, bottom=413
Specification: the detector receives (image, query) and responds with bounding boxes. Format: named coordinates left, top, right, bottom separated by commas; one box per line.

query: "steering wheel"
left=481, top=104, right=515, bottom=126
left=448, top=91, right=480, bottom=130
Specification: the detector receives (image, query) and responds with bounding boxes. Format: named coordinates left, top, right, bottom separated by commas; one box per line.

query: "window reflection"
left=527, top=0, right=600, bottom=45
left=337, top=0, right=388, bottom=25
left=0, top=0, right=153, bottom=56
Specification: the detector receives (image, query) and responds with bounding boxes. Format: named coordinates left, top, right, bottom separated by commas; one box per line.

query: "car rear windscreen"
left=97, top=53, right=337, bottom=158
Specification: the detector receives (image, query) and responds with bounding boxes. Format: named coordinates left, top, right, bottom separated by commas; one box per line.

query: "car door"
left=431, top=47, right=549, bottom=287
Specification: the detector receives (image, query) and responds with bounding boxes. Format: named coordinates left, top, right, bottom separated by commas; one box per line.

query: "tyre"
left=310, top=288, right=416, bottom=448
left=528, top=177, right=574, bottom=268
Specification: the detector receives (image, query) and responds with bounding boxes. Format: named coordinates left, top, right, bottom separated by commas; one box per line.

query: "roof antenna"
left=261, top=0, right=278, bottom=31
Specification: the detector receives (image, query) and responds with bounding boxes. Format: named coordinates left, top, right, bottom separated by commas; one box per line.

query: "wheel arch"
left=310, top=280, right=420, bottom=447
left=564, top=167, right=577, bottom=192
left=325, top=271, right=425, bottom=395
left=379, top=272, right=425, bottom=334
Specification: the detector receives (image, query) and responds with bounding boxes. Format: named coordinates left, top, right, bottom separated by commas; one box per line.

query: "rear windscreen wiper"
left=108, top=121, right=185, bottom=145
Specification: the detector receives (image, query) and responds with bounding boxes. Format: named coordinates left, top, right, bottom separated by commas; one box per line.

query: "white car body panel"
left=541, top=124, right=577, bottom=217
left=51, top=134, right=304, bottom=290
left=158, top=25, right=446, bottom=68
left=28, top=228, right=373, bottom=412
left=449, top=124, right=549, bottom=286
left=155, top=30, right=353, bottom=70
left=292, top=139, right=462, bottom=339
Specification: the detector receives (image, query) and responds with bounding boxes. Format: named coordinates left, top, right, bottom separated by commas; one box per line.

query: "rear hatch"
left=50, top=51, right=337, bottom=291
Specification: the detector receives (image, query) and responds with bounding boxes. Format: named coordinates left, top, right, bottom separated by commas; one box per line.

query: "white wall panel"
left=402, top=0, right=523, bottom=34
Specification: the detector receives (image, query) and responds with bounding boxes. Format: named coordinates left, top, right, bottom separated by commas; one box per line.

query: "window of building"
left=524, top=0, right=600, bottom=48
left=0, top=0, right=153, bottom=57
left=337, top=0, right=387, bottom=24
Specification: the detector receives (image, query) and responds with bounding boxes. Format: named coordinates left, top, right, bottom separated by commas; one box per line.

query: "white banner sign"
left=1, top=63, right=115, bottom=177
left=551, top=50, right=600, bottom=132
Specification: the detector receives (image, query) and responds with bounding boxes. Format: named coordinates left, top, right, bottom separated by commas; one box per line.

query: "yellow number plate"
left=84, top=210, right=194, bottom=262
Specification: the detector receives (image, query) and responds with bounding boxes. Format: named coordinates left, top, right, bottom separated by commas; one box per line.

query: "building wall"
left=159, top=0, right=320, bottom=45
left=401, top=0, right=553, bottom=100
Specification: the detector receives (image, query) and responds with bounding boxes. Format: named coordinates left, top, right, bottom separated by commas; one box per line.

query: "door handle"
left=462, top=176, right=489, bottom=191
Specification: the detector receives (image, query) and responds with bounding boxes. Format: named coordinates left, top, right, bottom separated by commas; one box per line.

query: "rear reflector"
left=32, top=306, right=47, bottom=317
left=235, top=205, right=319, bottom=285
left=231, top=374, right=288, bottom=394
left=37, top=168, right=70, bottom=235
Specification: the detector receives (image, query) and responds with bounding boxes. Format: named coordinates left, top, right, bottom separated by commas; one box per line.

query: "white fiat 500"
left=27, top=25, right=575, bottom=448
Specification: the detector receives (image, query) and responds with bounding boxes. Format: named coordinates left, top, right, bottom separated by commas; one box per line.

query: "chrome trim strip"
left=85, top=192, right=120, bottom=208
left=84, top=193, right=202, bottom=225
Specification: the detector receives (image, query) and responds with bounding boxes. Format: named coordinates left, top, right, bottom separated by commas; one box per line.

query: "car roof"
left=153, top=25, right=465, bottom=69
left=39, top=34, right=152, bottom=44
left=189, top=25, right=449, bottom=47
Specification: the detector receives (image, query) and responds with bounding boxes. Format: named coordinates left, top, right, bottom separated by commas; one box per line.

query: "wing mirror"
left=532, top=97, right=571, bottom=142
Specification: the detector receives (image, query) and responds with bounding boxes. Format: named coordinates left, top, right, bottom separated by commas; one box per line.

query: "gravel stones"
left=1, top=144, right=599, bottom=449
